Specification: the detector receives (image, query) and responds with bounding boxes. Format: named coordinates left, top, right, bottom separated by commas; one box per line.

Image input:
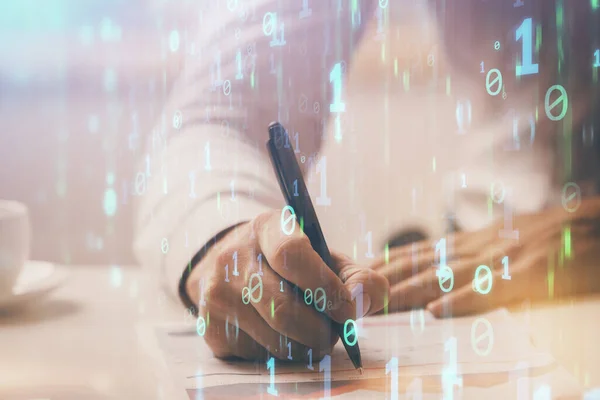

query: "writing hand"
left=186, top=209, right=389, bottom=361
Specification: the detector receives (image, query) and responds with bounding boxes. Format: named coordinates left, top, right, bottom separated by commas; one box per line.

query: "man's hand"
left=370, top=197, right=600, bottom=318
left=186, top=209, right=389, bottom=362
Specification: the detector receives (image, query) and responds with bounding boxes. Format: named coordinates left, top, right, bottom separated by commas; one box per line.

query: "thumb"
left=331, top=252, right=390, bottom=318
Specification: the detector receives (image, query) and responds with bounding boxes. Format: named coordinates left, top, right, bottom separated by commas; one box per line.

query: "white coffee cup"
left=0, top=200, right=30, bottom=296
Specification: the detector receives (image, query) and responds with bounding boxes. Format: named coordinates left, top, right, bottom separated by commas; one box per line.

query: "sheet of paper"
left=151, top=308, right=555, bottom=391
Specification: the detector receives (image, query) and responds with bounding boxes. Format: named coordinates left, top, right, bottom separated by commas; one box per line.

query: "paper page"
left=153, top=308, right=555, bottom=392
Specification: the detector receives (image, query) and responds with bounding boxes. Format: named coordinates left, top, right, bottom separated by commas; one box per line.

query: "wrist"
left=178, top=222, right=248, bottom=314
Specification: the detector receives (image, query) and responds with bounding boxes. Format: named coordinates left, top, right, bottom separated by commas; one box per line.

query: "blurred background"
left=1, top=0, right=599, bottom=268
left=0, top=0, right=194, bottom=266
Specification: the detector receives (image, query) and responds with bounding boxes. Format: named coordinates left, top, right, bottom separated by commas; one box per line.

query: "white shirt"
left=133, top=0, right=556, bottom=302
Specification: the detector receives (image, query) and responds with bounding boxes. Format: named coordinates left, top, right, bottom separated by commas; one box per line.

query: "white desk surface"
left=1, top=265, right=599, bottom=399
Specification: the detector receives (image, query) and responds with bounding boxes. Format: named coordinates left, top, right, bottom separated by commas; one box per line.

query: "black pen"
left=266, top=121, right=363, bottom=374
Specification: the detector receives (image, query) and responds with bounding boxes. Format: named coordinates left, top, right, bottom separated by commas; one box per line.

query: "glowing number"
left=232, top=251, right=239, bottom=276
left=279, top=281, right=284, bottom=292
left=173, top=110, right=183, bottom=129
left=494, top=41, right=500, bottom=50
left=227, top=0, right=238, bottom=12
left=435, top=238, right=454, bottom=291
left=196, top=316, right=206, bottom=336
left=307, top=348, right=314, bottom=370
left=204, top=142, right=212, bottom=171
left=293, top=179, right=299, bottom=196
left=486, top=69, right=503, bottom=96
left=502, top=256, right=511, bottom=280
left=435, top=238, right=447, bottom=267
left=280, top=206, right=296, bottom=236
left=315, top=156, right=332, bottom=206
left=456, top=99, right=472, bottom=133
left=445, top=337, right=458, bottom=365
left=379, top=0, right=389, bottom=8
left=319, top=355, right=331, bottom=399
left=161, top=238, right=169, bottom=254
left=349, top=283, right=367, bottom=338
left=386, top=357, right=399, bottom=400
left=594, top=49, right=600, bottom=67
left=407, top=378, right=423, bottom=400
left=235, top=49, right=243, bottom=79
left=266, top=357, right=278, bottom=396
left=242, top=273, right=263, bottom=304
left=329, top=63, right=346, bottom=113
left=263, top=12, right=275, bottom=36
left=293, top=132, right=301, bottom=153
left=472, top=265, right=493, bottom=294
left=427, top=53, right=435, bottom=66
left=410, top=308, right=425, bottom=335
left=257, top=253, right=264, bottom=275
left=442, top=337, right=463, bottom=399
left=562, top=182, right=582, bottom=212
left=287, top=341, right=292, bottom=360
left=299, top=0, right=312, bottom=18
left=471, top=318, right=494, bottom=356
left=264, top=12, right=285, bottom=47
left=516, top=18, right=539, bottom=76
left=437, top=266, right=454, bottom=293
left=365, top=231, right=374, bottom=258
left=343, top=319, right=358, bottom=347
left=169, top=30, right=180, bottom=52
left=144, top=154, right=151, bottom=177
left=135, top=172, right=146, bottom=195
left=510, top=362, right=530, bottom=400
left=314, top=287, right=327, bottom=313
left=224, top=264, right=230, bottom=282
left=435, top=239, right=453, bottom=292
left=199, top=278, right=207, bottom=306
left=304, top=288, right=313, bottom=305
left=545, top=85, right=568, bottom=121
left=480, top=61, right=485, bottom=73
left=222, top=79, right=231, bottom=96
left=534, top=384, right=551, bottom=400
left=225, top=315, right=239, bottom=342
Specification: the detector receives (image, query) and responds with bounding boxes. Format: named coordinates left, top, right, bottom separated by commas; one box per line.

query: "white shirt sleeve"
left=132, top=0, right=376, bottom=302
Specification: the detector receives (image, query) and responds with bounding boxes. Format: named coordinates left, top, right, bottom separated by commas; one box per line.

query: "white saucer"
left=0, top=260, right=69, bottom=309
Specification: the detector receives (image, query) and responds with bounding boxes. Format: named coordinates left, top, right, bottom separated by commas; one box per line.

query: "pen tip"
left=358, top=368, right=364, bottom=375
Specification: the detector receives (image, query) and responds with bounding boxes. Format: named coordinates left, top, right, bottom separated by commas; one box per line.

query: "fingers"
left=376, top=245, right=440, bottom=287
left=203, top=313, right=332, bottom=363
left=370, top=239, right=436, bottom=271
left=245, top=262, right=336, bottom=350
left=254, top=210, right=355, bottom=323
left=333, top=252, right=389, bottom=317
left=385, top=258, right=481, bottom=313
left=426, top=249, right=548, bottom=318
left=203, top=316, right=265, bottom=361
